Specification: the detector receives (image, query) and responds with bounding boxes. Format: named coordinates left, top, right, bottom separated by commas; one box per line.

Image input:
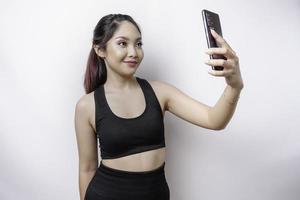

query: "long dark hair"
left=84, top=14, right=141, bottom=94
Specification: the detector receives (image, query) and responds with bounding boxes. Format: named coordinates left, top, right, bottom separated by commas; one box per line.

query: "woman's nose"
left=127, top=46, right=138, bottom=57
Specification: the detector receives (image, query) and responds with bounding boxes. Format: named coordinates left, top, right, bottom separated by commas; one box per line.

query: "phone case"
left=202, top=9, right=226, bottom=71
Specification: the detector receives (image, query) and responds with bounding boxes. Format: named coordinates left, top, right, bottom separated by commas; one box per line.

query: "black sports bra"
left=94, top=76, right=166, bottom=159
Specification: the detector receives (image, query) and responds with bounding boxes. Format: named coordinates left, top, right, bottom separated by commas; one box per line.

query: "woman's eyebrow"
left=115, top=36, right=142, bottom=41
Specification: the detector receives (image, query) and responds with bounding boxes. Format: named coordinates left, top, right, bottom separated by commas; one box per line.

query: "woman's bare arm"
left=208, top=85, right=242, bottom=130
left=74, top=94, right=98, bottom=200
left=151, top=80, right=216, bottom=130
left=152, top=80, right=242, bottom=131
left=152, top=29, right=243, bottom=131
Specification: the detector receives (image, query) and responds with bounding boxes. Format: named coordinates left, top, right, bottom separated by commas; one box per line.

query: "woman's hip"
left=85, top=161, right=170, bottom=200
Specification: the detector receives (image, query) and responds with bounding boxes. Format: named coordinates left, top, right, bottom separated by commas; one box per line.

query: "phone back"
left=202, top=9, right=223, bottom=48
left=202, top=9, right=225, bottom=70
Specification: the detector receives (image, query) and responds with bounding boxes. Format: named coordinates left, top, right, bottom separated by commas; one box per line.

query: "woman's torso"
left=88, top=80, right=167, bottom=172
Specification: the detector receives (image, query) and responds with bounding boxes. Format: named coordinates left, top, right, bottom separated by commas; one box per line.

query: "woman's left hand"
left=204, top=29, right=244, bottom=90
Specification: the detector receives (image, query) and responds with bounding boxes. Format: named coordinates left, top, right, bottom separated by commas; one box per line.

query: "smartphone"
left=202, top=9, right=226, bottom=71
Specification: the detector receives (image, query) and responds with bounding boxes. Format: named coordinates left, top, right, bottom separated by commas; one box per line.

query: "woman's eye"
left=118, top=41, right=143, bottom=47
left=137, top=42, right=143, bottom=47
left=119, top=42, right=126, bottom=46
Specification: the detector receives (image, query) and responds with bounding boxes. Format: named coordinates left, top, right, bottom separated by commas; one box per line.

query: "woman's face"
left=96, top=21, right=144, bottom=78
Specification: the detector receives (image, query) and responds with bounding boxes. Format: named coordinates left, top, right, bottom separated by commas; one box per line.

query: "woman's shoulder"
left=75, top=91, right=95, bottom=119
left=146, top=79, right=189, bottom=106
left=76, top=91, right=94, bottom=106
left=137, top=76, right=173, bottom=90
left=147, top=79, right=178, bottom=95
left=146, top=79, right=181, bottom=104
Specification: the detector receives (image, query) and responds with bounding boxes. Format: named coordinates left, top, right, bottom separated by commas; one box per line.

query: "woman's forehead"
left=112, top=21, right=141, bottom=40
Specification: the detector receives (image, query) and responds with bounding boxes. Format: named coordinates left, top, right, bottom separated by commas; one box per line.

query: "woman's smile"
left=123, top=60, right=138, bottom=67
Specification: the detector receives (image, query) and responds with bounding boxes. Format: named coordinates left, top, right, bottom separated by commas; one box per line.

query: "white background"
left=1, top=0, right=300, bottom=199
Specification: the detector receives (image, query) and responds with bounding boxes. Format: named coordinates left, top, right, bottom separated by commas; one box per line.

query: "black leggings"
left=84, top=161, right=170, bottom=200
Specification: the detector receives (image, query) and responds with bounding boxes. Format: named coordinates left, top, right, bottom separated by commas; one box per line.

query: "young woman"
left=75, top=14, right=244, bottom=200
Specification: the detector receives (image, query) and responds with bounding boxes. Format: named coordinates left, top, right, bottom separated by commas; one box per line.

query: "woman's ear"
left=93, top=45, right=106, bottom=58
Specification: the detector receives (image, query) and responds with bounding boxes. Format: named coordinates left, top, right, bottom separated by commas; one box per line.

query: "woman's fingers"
left=204, top=59, right=236, bottom=77
left=210, top=29, right=236, bottom=55
left=205, top=47, right=235, bottom=59
left=203, top=29, right=241, bottom=79
left=207, top=68, right=233, bottom=77
left=205, top=30, right=237, bottom=59
left=204, top=58, right=232, bottom=69
left=210, top=29, right=227, bottom=47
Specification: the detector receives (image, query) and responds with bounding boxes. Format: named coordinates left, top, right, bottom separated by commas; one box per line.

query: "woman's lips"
left=123, top=61, right=138, bottom=67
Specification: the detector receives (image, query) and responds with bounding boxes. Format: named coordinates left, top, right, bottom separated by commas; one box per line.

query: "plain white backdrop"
left=1, top=0, right=300, bottom=199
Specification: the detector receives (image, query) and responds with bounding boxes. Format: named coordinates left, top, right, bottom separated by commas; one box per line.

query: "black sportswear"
left=93, top=76, right=166, bottom=159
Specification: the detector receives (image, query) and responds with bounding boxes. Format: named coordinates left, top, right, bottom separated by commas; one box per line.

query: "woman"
left=75, top=14, right=244, bottom=200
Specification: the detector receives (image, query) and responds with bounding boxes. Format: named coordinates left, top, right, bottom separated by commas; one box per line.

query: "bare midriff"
left=101, top=147, right=166, bottom=172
